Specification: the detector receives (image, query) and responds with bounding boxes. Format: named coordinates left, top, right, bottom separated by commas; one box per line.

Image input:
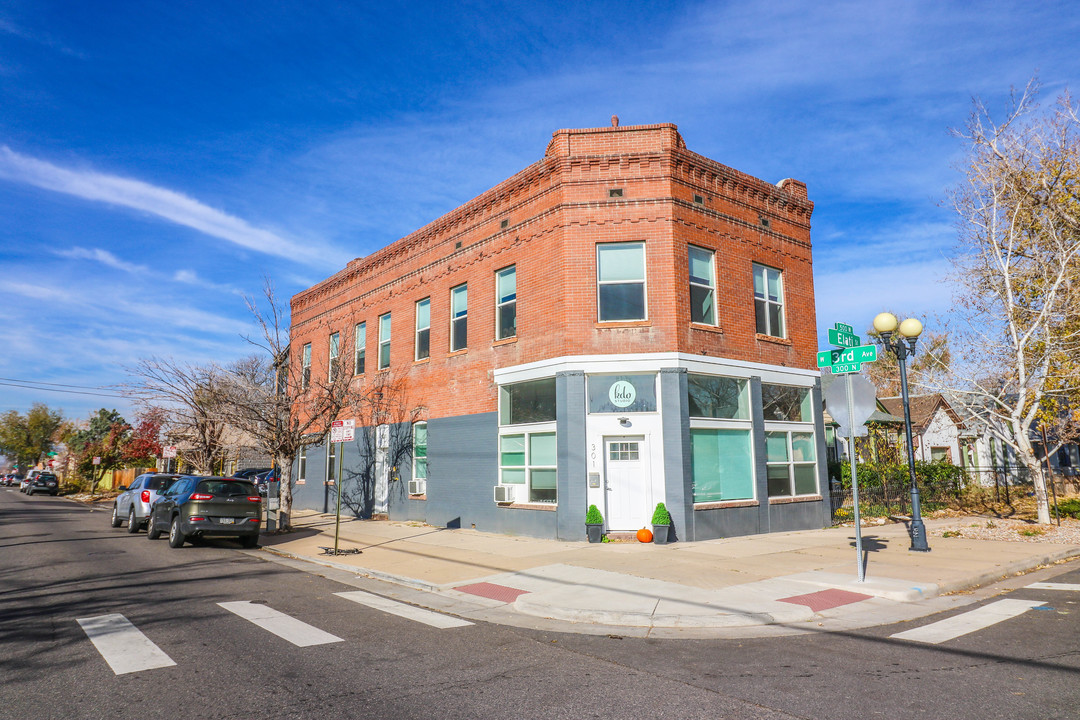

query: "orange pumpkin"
left=637, top=527, right=653, bottom=543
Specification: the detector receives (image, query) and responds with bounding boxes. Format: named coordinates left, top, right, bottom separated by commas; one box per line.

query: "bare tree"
left=126, top=358, right=228, bottom=475
left=218, top=279, right=370, bottom=530
left=340, top=369, right=424, bottom=519
left=939, top=80, right=1080, bottom=523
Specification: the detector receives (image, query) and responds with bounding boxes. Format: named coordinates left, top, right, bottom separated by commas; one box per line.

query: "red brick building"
left=290, top=121, right=828, bottom=541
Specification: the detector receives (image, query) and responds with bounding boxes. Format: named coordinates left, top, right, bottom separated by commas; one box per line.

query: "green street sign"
left=828, top=327, right=860, bottom=348
left=817, top=344, right=877, bottom=368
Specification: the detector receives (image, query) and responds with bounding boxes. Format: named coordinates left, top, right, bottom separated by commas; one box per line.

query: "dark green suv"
left=147, top=476, right=261, bottom=549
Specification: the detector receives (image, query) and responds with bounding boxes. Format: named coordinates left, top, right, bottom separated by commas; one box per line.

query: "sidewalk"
left=256, top=511, right=1080, bottom=638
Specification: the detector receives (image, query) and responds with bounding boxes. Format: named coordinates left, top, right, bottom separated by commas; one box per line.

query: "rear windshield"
left=196, top=480, right=255, bottom=496
left=145, top=476, right=178, bottom=491
left=36, top=473, right=57, bottom=481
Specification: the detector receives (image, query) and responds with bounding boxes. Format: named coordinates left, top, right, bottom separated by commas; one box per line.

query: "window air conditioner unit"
left=493, top=485, right=516, bottom=503
left=408, top=479, right=426, bottom=495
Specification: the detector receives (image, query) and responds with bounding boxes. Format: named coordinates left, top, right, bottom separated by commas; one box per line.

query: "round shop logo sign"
left=609, top=380, right=636, bottom=408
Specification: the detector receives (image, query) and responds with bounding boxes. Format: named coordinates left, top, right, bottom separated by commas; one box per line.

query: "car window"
left=146, top=476, right=177, bottom=491
left=197, top=480, right=255, bottom=496
left=37, top=473, right=56, bottom=481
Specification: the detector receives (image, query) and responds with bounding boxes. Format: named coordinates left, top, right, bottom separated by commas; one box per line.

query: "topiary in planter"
left=586, top=504, right=604, bottom=543
left=652, top=502, right=672, bottom=544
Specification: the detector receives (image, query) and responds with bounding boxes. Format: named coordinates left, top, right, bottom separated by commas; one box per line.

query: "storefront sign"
left=588, top=374, right=657, bottom=414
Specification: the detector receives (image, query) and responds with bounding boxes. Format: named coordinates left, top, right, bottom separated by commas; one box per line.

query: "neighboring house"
left=878, top=395, right=967, bottom=466
left=289, top=121, right=827, bottom=542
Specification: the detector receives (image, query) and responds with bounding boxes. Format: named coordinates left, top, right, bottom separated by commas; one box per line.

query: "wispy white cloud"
left=55, top=246, right=150, bottom=275
left=0, top=146, right=330, bottom=265
left=173, top=269, right=242, bottom=296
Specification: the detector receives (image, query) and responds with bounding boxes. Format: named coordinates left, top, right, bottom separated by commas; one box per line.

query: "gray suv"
left=111, top=473, right=180, bottom=533
left=147, top=476, right=261, bottom=548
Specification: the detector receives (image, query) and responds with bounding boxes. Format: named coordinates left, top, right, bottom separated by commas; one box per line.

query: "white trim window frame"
left=450, top=283, right=467, bottom=352
left=597, top=241, right=647, bottom=322
left=764, top=424, right=818, bottom=498
left=413, top=421, right=428, bottom=484
left=753, top=263, right=785, bottom=337
left=301, top=343, right=312, bottom=390
left=415, top=298, right=431, bottom=361
left=498, top=423, right=557, bottom=504
left=378, top=313, right=391, bottom=369
left=688, top=245, right=717, bottom=326
left=328, top=331, right=340, bottom=383
left=354, top=321, right=366, bottom=375
left=688, top=375, right=754, bottom=503
left=496, top=266, right=517, bottom=340
left=298, top=447, right=307, bottom=484
left=326, top=441, right=337, bottom=486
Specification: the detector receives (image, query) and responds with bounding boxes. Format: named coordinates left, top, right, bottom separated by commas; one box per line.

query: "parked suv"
left=147, top=476, right=261, bottom=549
left=111, top=473, right=180, bottom=533
left=25, top=472, right=59, bottom=496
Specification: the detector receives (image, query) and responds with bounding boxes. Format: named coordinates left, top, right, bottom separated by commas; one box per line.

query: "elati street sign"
left=828, top=327, right=860, bottom=348
left=818, top=322, right=878, bottom=375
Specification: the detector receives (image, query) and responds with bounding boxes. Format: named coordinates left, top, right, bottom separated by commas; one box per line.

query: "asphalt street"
left=2, top=489, right=1079, bottom=720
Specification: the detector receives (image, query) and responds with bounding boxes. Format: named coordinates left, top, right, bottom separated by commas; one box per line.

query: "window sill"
left=408, top=494, right=427, bottom=501
left=756, top=333, right=792, bottom=346
left=413, top=357, right=430, bottom=366
left=694, top=499, right=758, bottom=510
left=296, top=479, right=306, bottom=485
left=492, top=337, right=518, bottom=347
left=596, top=320, right=651, bottom=328
left=690, top=323, right=724, bottom=335
left=768, top=494, right=823, bottom=505
left=499, top=502, right=557, bottom=511
left=447, top=348, right=468, bottom=358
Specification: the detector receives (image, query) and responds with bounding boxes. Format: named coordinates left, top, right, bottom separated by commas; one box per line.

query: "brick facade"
left=292, top=122, right=816, bottom=420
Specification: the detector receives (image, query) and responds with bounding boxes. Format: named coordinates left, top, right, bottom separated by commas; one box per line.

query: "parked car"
left=18, top=474, right=35, bottom=492
left=111, top=473, right=181, bottom=533
left=252, top=468, right=279, bottom=496
left=147, top=476, right=261, bottom=549
left=2, top=473, right=22, bottom=487
left=25, top=472, right=59, bottom=496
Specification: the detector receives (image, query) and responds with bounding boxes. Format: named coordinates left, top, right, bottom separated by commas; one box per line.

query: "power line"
left=0, top=377, right=124, bottom=391
left=0, top=381, right=128, bottom=399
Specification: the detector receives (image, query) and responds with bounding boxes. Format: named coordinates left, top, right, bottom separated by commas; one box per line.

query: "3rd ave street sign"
left=818, top=322, right=878, bottom=374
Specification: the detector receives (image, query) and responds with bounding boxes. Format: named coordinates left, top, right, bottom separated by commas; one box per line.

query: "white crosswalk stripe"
left=218, top=601, right=344, bottom=646
left=77, top=614, right=177, bottom=675
left=890, top=598, right=1046, bottom=644
left=1026, top=582, right=1080, bottom=591
left=335, top=591, right=474, bottom=628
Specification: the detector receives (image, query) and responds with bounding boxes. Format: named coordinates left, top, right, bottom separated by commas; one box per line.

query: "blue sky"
left=1, top=0, right=1079, bottom=422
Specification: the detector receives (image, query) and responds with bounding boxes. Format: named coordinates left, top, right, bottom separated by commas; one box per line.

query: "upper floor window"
left=496, top=266, right=517, bottom=340
left=328, top=332, right=340, bottom=382
left=753, top=263, right=784, bottom=337
left=378, top=313, right=391, bottom=369
left=354, top=322, right=366, bottom=375
left=597, top=242, right=646, bottom=321
left=415, top=298, right=431, bottom=361
left=450, top=284, right=468, bottom=352
left=301, top=343, right=312, bottom=390
left=688, top=245, right=716, bottom=325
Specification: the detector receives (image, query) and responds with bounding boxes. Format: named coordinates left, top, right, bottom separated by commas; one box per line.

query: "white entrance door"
left=604, top=436, right=649, bottom=531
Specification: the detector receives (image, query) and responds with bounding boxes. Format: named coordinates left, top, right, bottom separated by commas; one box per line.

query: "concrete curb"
left=259, top=546, right=444, bottom=593
left=931, top=546, right=1080, bottom=596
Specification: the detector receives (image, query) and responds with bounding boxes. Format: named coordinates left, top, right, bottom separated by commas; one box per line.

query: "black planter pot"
left=652, top=524, right=670, bottom=544
left=586, top=523, right=603, bottom=543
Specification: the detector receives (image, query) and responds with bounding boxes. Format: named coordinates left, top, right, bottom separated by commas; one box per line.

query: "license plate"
left=219, top=517, right=235, bottom=525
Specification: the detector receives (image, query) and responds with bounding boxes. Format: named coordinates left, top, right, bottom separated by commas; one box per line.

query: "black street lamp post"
left=873, top=312, right=931, bottom=552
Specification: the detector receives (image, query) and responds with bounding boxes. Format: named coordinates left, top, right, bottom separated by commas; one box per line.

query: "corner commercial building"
left=289, top=121, right=829, bottom=541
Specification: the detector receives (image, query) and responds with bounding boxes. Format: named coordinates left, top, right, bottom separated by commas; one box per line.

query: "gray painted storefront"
left=290, top=366, right=831, bottom=542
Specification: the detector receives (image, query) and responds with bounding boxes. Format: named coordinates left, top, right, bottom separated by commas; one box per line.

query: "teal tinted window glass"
left=497, top=266, right=516, bottom=303
left=529, top=432, right=556, bottom=466
left=765, top=432, right=789, bottom=462
left=530, top=468, right=557, bottom=489
left=793, top=464, right=817, bottom=495
left=500, top=435, right=525, bottom=466
left=767, top=466, right=792, bottom=496
left=688, top=246, right=713, bottom=285
left=501, top=468, right=526, bottom=484
left=691, top=429, right=754, bottom=502
left=791, top=433, right=815, bottom=462
left=451, top=285, right=467, bottom=316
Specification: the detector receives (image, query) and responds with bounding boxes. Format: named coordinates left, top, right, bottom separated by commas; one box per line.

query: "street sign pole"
left=847, top=373, right=864, bottom=582
left=335, top=438, right=343, bottom=554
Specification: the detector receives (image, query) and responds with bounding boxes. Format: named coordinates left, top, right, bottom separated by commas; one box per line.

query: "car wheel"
left=168, top=515, right=186, bottom=548
left=147, top=513, right=163, bottom=540
left=111, top=504, right=122, bottom=528
left=26, top=488, right=34, bottom=497
left=239, top=534, right=259, bottom=549
left=127, top=507, right=140, bottom=534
